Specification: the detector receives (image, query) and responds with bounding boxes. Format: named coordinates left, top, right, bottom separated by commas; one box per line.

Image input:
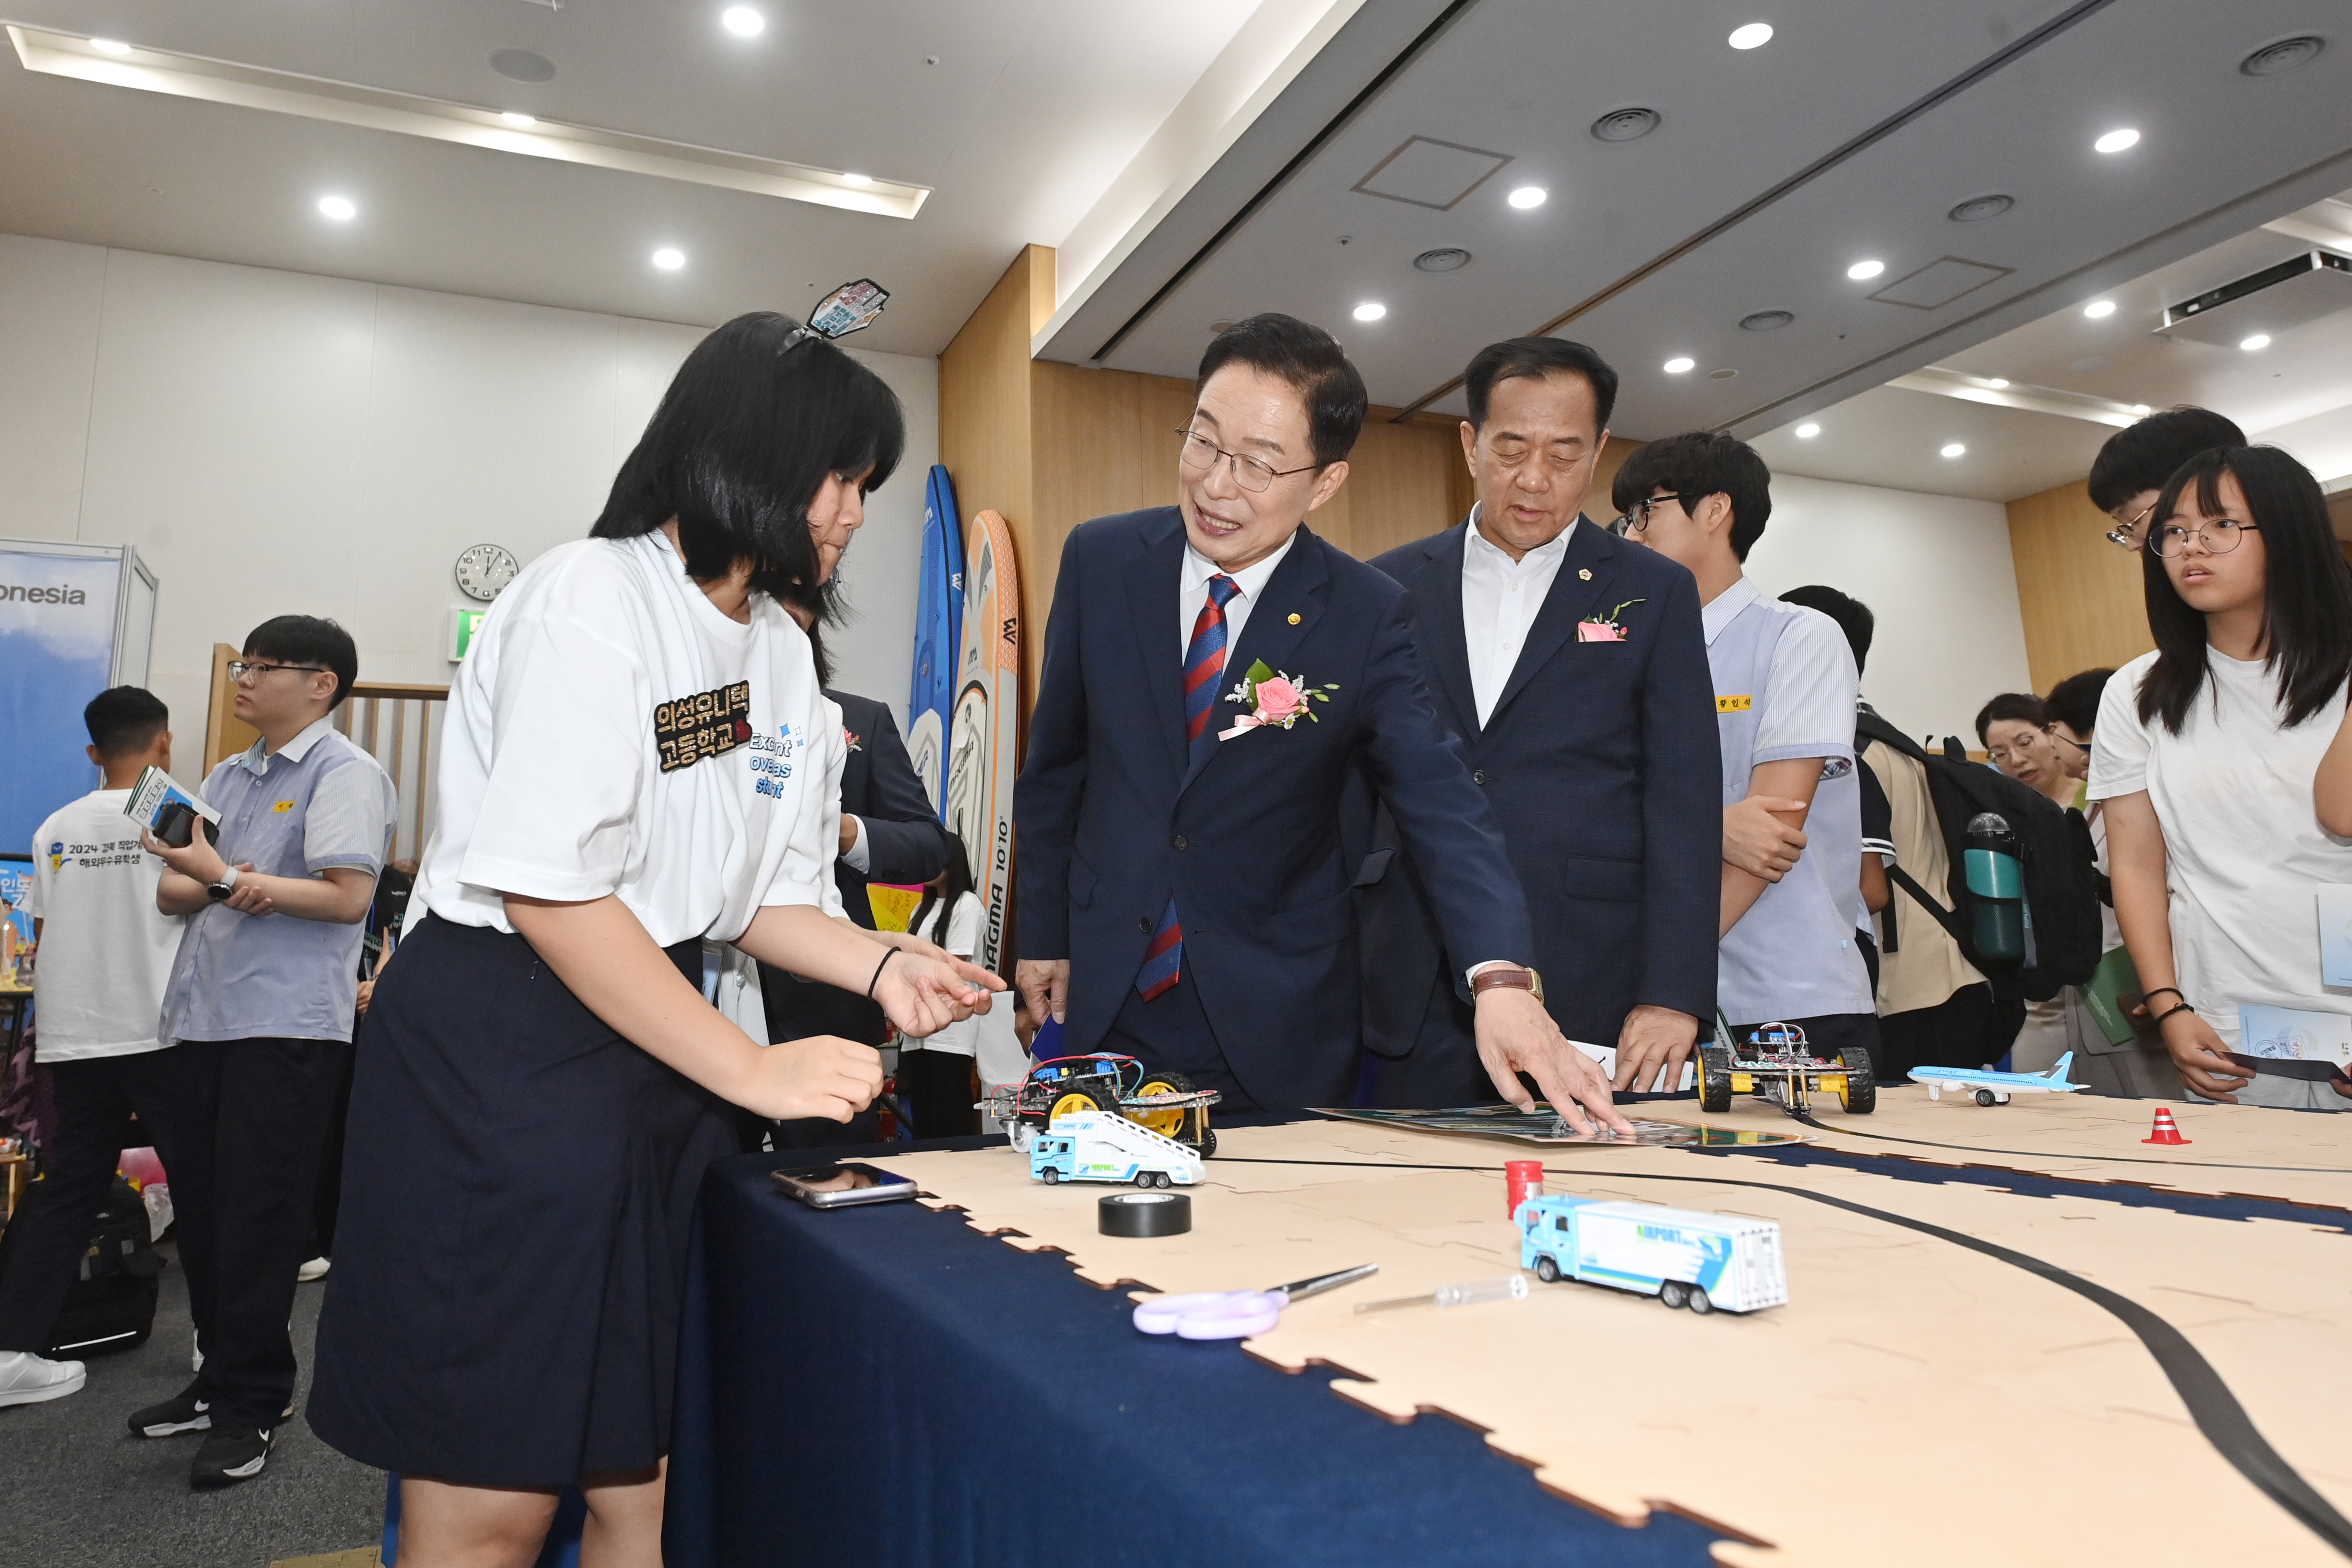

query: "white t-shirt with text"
left=2090, top=649, right=2352, bottom=1047
left=414, top=532, right=844, bottom=947
left=25, top=790, right=190, bottom=1061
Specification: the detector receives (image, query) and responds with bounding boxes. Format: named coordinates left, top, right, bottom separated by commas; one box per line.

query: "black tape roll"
left=1098, top=1191, right=1191, bottom=1237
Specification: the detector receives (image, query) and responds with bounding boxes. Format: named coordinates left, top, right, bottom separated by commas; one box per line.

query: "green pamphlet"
left=2079, top=945, right=2145, bottom=1046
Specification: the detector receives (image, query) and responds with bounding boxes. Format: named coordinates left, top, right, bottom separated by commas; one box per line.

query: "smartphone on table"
left=770, top=1163, right=918, bottom=1209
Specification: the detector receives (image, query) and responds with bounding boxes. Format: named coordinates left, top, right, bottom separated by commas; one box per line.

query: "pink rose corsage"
left=1220, top=659, right=1338, bottom=740
left=843, top=727, right=863, bottom=752
left=1578, top=598, right=1646, bottom=643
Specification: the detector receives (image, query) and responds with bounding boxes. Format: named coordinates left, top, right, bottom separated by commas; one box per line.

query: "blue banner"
left=0, top=549, right=119, bottom=856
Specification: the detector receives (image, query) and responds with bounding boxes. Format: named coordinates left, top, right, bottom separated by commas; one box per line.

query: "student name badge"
left=2316, top=884, right=2352, bottom=988
left=2236, top=1003, right=2352, bottom=1069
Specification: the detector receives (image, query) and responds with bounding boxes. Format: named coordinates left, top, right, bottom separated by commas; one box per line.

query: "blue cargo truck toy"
left=1514, top=1193, right=1787, bottom=1315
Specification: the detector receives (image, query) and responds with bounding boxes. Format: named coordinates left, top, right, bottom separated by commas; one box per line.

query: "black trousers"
left=1103, top=954, right=1260, bottom=1113
left=171, top=1037, right=346, bottom=1429
left=1879, top=983, right=2021, bottom=1080
left=896, top=1050, right=979, bottom=1140
left=0, top=1051, right=200, bottom=1354
left=1361, top=969, right=1492, bottom=1110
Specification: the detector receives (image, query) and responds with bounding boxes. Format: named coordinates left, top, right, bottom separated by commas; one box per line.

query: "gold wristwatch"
left=1471, top=964, right=1545, bottom=1004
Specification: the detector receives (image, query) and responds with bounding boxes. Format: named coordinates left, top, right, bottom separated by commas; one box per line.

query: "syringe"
left=1352, top=1273, right=1531, bottom=1313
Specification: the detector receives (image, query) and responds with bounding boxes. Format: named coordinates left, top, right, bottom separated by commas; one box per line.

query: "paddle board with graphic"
left=943, top=508, right=1020, bottom=973
left=907, top=465, right=963, bottom=817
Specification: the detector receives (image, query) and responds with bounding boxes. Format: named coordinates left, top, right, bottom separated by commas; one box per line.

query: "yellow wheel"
left=1049, top=1088, right=1108, bottom=1124
left=1130, top=1074, right=1193, bottom=1139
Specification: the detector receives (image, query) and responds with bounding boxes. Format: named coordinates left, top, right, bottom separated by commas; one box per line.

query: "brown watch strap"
left=1471, top=966, right=1543, bottom=1003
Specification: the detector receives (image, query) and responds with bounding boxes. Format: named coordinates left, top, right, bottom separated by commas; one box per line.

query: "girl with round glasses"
left=2096, top=445, right=2352, bottom=1112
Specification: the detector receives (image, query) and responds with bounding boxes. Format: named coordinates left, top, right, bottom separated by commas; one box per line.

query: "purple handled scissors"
left=1131, top=1263, right=1380, bottom=1340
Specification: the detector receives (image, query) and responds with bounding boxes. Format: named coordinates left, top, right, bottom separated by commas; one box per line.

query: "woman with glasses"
left=1975, top=693, right=2081, bottom=810
left=308, top=313, right=1001, bottom=1566
left=2095, top=445, right=2352, bottom=1112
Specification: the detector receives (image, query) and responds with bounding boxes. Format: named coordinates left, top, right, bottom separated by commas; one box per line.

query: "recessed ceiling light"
left=2094, top=128, right=2140, bottom=155
left=1987, top=377, right=2010, bottom=389
left=2083, top=299, right=2117, bottom=319
left=2132, top=402, right=2152, bottom=415
left=1847, top=259, right=1885, bottom=281
left=1352, top=302, right=1386, bottom=323
left=841, top=172, right=872, bottom=187
left=1663, top=356, right=1695, bottom=374
left=1507, top=185, right=1547, bottom=210
left=500, top=111, right=536, bottom=127
left=1728, top=22, right=1774, bottom=50
left=652, top=246, right=686, bottom=271
left=1940, top=442, right=1966, bottom=458
left=317, top=195, right=356, bottom=221
left=89, top=38, right=132, bottom=56
left=721, top=7, right=765, bottom=37
left=1795, top=423, right=1822, bottom=439
left=2240, top=333, right=2271, bottom=351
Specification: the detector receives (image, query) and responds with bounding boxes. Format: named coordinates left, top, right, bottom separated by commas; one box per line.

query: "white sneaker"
left=297, top=1257, right=331, bottom=1283
left=0, top=1350, right=88, bottom=1407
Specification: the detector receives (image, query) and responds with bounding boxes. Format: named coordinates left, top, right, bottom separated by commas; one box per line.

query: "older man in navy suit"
left=1357, top=338, right=1724, bottom=1104
left=1014, top=315, right=1627, bottom=1127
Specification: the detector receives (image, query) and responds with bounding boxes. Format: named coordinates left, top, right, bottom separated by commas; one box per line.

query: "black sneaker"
left=190, top=1424, right=272, bottom=1489
left=128, top=1385, right=212, bottom=1438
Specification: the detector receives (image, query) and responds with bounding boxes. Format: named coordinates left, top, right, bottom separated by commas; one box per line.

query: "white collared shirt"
left=1179, top=528, right=1297, bottom=659
left=1460, top=509, right=1575, bottom=726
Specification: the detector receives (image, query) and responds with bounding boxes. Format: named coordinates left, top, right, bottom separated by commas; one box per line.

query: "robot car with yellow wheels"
left=1696, top=1022, right=1876, bottom=1117
left=978, top=1054, right=1222, bottom=1156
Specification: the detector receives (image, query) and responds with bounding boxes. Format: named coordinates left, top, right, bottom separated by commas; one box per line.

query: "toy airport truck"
left=1029, top=1110, right=1203, bottom=1189
left=1514, top=1193, right=1787, bottom=1315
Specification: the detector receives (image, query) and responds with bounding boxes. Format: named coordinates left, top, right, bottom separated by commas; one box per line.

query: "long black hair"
left=2137, top=445, right=2352, bottom=734
left=910, top=833, right=976, bottom=946
left=593, top=311, right=905, bottom=628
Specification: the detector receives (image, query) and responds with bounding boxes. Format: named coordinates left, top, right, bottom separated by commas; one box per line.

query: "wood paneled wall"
left=2004, top=478, right=2153, bottom=694
left=939, top=247, right=1488, bottom=713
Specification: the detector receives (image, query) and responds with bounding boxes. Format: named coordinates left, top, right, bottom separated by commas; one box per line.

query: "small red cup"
left=1505, top=1160, right=1544, bottom=1218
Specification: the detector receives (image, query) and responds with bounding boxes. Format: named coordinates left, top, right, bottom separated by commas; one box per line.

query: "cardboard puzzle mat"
left=875, top=1116, right=2352, bottom=1568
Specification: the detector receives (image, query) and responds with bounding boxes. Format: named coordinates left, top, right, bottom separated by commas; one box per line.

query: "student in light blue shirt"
left=1611, top=432, right=1881, bottom=1072
left=137, top=615, right=396, bottom=1490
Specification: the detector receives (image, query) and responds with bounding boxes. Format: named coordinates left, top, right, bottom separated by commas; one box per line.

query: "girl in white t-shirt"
left=895, top=835, right=986, bottom=1138
left=2093, top=445, right=2352, bottom=1113
left=310, top=314, right=1000, bottom=1562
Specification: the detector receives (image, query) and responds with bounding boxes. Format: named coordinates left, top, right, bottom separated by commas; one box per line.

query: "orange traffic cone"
left=2143, top=1107, right=2190, bottom=1146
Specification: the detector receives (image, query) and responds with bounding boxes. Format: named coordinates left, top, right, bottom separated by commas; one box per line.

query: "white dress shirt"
left=1461, top=509, right=1575, bottom=726
left=1179, top=528, right=1297, bottom=659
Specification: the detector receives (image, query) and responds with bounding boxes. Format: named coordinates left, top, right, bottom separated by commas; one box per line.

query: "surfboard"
left=943, top=507, right=1020, bottom=974
left=906, top=465, right=964, bottom=818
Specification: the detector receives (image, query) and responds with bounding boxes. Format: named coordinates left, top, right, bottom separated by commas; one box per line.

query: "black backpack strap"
left=1887, top=863, right=1972, bottom=951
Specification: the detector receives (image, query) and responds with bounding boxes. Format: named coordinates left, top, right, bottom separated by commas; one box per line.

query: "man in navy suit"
left=1014, top=315, right=1628, bottom=1127
left=1357, top=338, right=1721, bottom=1104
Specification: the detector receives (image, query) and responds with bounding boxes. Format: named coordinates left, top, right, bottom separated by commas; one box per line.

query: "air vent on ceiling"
left=1868, top=257, right=2012, bottom=309
left=1352, top=137, right=1510, bottom=211
left=1413, top=248, right=1473, bottom=273
left=1947, top=193, right=2014, bottom=223
left=491, top=48, right=556, bottom=82
left=1590, top=107, right=1661, bottom=143
left=2241, top=35, right=2324, bottom=77
left=2156, top=250, right=2352, bottom=346
left=1739, top=310, right=1794, bottom=332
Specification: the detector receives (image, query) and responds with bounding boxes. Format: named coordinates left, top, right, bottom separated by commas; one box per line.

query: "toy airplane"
left=1909, top=1052, right=2086, bottom=1106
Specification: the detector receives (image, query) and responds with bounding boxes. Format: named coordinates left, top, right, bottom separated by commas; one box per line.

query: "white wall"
left=1743, top=473, right=2034, bottom=745
left=0, top=232, right=935, bottom=760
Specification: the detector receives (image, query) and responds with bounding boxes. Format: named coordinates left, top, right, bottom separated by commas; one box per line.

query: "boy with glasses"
left=1612, top=432, right=1880, bottom=1074
left=2087, top=406, right=2244, bottom=550
left=133, top=616, right=396, bottom=1488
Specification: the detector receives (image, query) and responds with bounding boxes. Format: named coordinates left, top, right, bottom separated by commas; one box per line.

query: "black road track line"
left=1788, top=1109, right=2352, bottom=1176
left=1213, top=1153, right=2352, bottom=1557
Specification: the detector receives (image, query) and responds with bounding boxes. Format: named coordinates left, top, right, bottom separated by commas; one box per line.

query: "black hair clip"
left=784, top=279, right=889, bottom=350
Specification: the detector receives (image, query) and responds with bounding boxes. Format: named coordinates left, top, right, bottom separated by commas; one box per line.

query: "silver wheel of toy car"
left=1660, top=1281, right=1689, bottom=1309
left=1975, top=1088, right=1998, bottom=1107
left=1039, top=1166, right=1060, bottom=1185
left=1535, top=1255, right=1561, bottom=1284
left=1687, top=1286, right=1714, bottom=1315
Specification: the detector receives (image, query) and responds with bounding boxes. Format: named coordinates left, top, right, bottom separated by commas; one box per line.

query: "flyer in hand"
left=1312, top=1105, right=1811, bottom=1148
left=123, top=765, right=220, bottom=847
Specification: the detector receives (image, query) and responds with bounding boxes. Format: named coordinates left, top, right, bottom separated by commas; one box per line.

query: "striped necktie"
left=1139, top=573, right=1240, bottom=1000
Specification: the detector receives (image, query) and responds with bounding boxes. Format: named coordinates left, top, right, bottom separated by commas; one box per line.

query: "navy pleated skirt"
left=309, top=913, right=736, bottom=1488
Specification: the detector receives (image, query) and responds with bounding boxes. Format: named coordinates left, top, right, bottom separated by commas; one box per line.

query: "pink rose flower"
left=1254, top=674, right=1306, bottom=723
left=1577, top=622, right=1626, bottom=643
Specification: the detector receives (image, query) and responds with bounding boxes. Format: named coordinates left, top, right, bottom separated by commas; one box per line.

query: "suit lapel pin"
left=1287, top=612, right=1301, bottom=624
left=1578, top=568, right=1592, bottom=580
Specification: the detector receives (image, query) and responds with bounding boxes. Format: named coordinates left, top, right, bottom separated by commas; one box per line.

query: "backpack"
left=47, top=1177, right=165, bottom=1358
left=1857, top=710, right=2101, bottom=1004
